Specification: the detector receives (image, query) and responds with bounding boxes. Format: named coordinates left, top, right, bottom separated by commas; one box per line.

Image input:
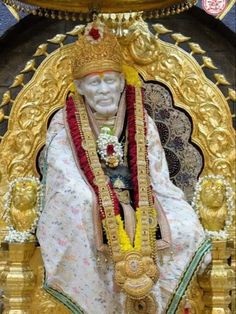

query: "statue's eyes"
left=105, top=78, right=115, bottom=84
left=90, top=79, right=100, bottom=86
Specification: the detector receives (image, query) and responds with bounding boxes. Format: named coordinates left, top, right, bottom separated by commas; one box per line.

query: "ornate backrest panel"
left=121, top=23, right=235, bottom=183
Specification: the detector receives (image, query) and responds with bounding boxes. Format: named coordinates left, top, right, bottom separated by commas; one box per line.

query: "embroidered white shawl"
left=37, top=109, right=205, bottom=314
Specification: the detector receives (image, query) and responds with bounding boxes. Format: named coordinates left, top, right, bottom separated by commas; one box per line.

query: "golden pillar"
left=0, top=242, right=36, bottom=313
left=198, top=240, right=234, bottom=314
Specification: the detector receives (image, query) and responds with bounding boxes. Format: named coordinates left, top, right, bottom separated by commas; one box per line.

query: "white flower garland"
left=191, top=175, right=234, bottom=240
left=97, top=127, right=123, bottom=168
left=3, top=176, right=42, bottom=243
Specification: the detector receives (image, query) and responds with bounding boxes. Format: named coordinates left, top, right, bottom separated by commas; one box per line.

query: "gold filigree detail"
left=122, top=22, right=159, bottom=66
left=115, top=252, right=158, bottom=299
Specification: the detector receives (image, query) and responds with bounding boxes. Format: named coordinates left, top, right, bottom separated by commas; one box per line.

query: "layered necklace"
left=66, top=84, right=159, bottom=312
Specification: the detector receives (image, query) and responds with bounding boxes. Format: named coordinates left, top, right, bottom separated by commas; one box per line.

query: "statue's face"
left=75, top=71, right=125, bottom=117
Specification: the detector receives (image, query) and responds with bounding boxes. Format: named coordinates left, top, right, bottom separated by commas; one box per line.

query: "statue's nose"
left=99, top=81, right=109, bottom=94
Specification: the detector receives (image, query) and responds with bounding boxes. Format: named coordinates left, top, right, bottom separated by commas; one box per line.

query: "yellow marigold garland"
left=122, top=64, right=142, bottom=88
left=116, top=215, right=133, bottom=252
left=115, top=208, right=144, bottom=253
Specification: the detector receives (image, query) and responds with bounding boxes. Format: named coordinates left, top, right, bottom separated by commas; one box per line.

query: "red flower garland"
left=126, top=85, right=139, bottom=208
left=66, top=96, right=120, bottom=220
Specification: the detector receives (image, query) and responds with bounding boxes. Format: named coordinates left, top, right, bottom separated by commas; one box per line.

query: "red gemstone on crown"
left=107, top=144, right=115, bottom=155
left=89, top=27, right=100, bottom=40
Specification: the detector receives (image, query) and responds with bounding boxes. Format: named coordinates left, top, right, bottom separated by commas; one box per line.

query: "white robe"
left=37, top=109, right=206, bottom=314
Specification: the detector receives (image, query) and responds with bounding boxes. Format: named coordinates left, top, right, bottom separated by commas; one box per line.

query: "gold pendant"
left=114, top=252, right=159, bottom=299
left=125, top=293, right=157, bottom=314
left=107, top=155, right=119, bottom=168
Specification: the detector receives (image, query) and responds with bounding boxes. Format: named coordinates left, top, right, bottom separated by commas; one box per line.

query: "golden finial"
left=47, top=34, right=67, bottom=46
left=10, top=74, right=25, bottom=88
left=0, top=90, right=12, bottom=107
left=201, top=56, right=217, bottom=69
left=214, top=74, right=230, bottom=86
left=0, top=109, right=5, bottom=123
left=21, top=59, right=36, bottom=73
left=188, top=42, right=206, bottom=55
left=3, top=3, right=20, bottom=21
left=66, top=25, right=85, bottom=37
left=152, top=24, right=172, bottom=36
left=33, top=43, right=49, bottom=57
left=171, top=33, right=190, bottom=45
left=226, top=88, right=236, bottom=101
left=0, top=109, right=9, bottom=123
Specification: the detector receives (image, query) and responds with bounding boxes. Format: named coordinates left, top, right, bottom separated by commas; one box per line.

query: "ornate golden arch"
left=0, top=18, right=235, bottom=313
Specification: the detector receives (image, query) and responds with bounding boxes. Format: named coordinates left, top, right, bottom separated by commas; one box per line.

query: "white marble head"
left=75, top=71, right=125, bottom=117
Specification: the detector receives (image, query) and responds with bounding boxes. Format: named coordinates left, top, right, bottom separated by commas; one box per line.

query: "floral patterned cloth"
left=37, top=108, right=206, bottom=314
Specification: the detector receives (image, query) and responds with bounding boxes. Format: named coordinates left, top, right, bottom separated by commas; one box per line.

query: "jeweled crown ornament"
left=73, top=22, right=123, bottom=79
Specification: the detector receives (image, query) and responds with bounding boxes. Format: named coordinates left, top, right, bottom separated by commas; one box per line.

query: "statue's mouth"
left=97, top=98, right=112, bottom=105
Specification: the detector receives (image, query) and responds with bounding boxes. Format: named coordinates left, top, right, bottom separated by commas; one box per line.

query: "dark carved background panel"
left=143, top=81, right=203, bottom=202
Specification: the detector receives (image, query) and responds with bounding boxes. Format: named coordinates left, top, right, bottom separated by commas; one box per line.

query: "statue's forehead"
left=83, top=71, right=121, bottom=80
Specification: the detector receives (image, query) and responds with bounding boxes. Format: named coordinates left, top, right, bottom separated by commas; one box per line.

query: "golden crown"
left=73, top=23, right=123, bottom=79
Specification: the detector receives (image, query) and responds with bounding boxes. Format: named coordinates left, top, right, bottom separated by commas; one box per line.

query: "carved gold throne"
left=0, top=18, right=235, bottom=314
